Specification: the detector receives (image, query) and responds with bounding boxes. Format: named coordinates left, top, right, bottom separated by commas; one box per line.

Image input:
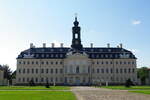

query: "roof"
left=17, top=47, right=136, bottom=59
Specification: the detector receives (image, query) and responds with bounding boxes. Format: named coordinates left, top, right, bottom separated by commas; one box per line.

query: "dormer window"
left=41, top=54, right=44, bottom=58
left=46, top=54, right=49, bottom=57
left=51, top=49, right=54, bottom=52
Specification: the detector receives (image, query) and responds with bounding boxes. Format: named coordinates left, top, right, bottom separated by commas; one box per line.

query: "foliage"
left=45, top=79, right=50, bottom=88
left=125, top=78, right=133, bottom=88
left=137, top=67, right=149, bottom=85
left=29, top=79, right=35, bottom=86
left=0, top=64, right=12, bottom=80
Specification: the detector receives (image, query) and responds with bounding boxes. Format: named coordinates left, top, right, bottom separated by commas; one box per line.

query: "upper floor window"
left=76, top=66, right=80, bottom=73
left=46, top=61, right=49, bottom=65
left=32, top=61, right=34, bottom=64
left=19, top=61, right=21, bottom=64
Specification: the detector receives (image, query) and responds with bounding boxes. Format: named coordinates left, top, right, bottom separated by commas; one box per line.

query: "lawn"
left=0, top=91, right=76, bottom=100
left=0, top=86, right=70, bottom=90
left=130, top=90, right=150, bottom=95
left=101, top=86, right=150, bottom=90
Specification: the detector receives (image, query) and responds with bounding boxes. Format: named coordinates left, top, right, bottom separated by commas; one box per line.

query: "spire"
left=74, top=13, right=79, bottom=26
left=71, top=14, right=83, bottom=50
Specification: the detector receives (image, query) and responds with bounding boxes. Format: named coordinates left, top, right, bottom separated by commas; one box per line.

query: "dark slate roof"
left=17, top=47, right=136, bottom=59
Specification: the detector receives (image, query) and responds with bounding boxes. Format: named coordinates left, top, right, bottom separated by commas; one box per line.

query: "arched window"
left=76, top=66, right=79, bottom=73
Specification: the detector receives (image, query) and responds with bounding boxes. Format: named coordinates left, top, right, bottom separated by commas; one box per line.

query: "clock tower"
left=71, top=16, right=83, bottom=50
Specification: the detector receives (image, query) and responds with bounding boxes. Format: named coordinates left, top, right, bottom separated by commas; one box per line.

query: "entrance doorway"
left=75, top=77, right=80, bottom=85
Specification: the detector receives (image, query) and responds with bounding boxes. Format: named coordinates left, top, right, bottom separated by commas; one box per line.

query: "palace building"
left=16, top=17, right=137, bottom=85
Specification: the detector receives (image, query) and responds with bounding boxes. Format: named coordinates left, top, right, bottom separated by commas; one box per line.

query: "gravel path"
left=71, top=86, right=150, bottom=100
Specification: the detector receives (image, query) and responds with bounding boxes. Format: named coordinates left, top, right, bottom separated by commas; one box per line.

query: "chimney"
left=107, top=43, right=110, bottom=48
left=51, top=43, right=55, bottom=48
left=43, top=43, right=46, bottom=48
left=30, top=43, right=33, bottom=48
left=90, top=43, right=93, bottom=48
left=117, top=45, right=120, bottom=48
left=60, top=43, right=63, bottom=48
left=120, top=43, right=123, bottom=48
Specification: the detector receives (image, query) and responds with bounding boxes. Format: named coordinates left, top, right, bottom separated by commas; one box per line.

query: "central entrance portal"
left=75, top=77, right=80, bottom=85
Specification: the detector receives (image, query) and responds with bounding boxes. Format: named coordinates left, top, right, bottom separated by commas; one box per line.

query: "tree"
left=137, top=67, right=149, bottom=85
left=125, top=78, right=133, bottom=87
left=0, top=65, right=12, bottom=80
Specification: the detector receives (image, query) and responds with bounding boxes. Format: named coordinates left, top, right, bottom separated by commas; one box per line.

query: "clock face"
left=75, top=40, right=79, bottom=44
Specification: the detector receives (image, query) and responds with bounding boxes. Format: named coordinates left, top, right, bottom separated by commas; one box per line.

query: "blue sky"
left=0, top=0, right=149, bottom=71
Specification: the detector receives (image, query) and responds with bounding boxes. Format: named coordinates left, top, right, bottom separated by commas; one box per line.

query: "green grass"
left=101, top=86, right=150, bottom=90
left=130, top=90, right=150, bottom=95
left=0, top=86, right=70, bottom=90
left=0, top=91, right=76, bottom=100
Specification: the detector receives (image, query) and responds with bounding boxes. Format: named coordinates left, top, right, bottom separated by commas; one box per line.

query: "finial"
left=75, top=13, right=78, bottom=21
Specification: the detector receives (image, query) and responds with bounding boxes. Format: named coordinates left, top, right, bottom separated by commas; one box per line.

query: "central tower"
left=71, top=16, right=83, bottom=50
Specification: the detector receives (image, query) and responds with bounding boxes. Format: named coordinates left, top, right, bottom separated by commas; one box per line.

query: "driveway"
left=71, top=86, right=150, bottom=100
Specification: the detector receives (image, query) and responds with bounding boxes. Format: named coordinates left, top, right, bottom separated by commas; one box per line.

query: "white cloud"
left=132, top=20, right=141, bottom=25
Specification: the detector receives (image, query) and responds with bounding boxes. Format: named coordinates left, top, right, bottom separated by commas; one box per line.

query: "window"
left=116, top=68, right=118, bottom=73
left=76, top=66, right=79, bottom=73
left=19, top=69, right=21, bottom=73
left=27, top=69, right=30, bottom=73
left=128, top=62, right=130, bottom=64
left=41, top=69, right=44, bottom=73
left=110, top=68, right=113, bottom=73
left=124, top=69, right=126, bottom=73
left=60, top=69, right=63, bottom=73
left=97, top=69, right=99, bottom=73
left=120, top=61, right=122, bottom=64
left=36, top=69, right=38, bottom=73
left=35, top=78, right=38, bottom=82
left=106, top=68, right=109, bottom=73
left=41, top=61, right=44, bottom=65
left=56, top=62, right=58, bottom=65
left=97, top=62, right=99, bottom=64
left=19, top=61, right=21, bottom=64
left=23, top=61, right=26, bottom=64
left=128, top=68, right=131, bottom=73
left=46, top=69, right=49, bottom=73
left=51, top=62, right=53, bottom=65
left=32, top=61, right=34, bottom=64
left=60, top=61, right=63, bottom=64
left=32, top=69, right=34, bottom=73
left=101, top=69, right=104, bottom=73
left=41, top=54, right=44, bottom=58
left=27, top=61, right=30, bottom=65
left=55, top=69, right=58, bottom=74
left=36, top=61, right=38, bottom=65
left=120, top=69, right=123, bottom=73
left=92, top=68, right=95, bottom=73
left=124, top=61, right=126, bottom=64
left=41, top=78, right=44, bottom=82
left=51, top=69, right=53, bottom=73
left=23, top=69, right=25, bottom=74
left=116, top=61, right=118, bottom=64
left=132, top=69, right=135, bottom=73
left=46, top=61, right=49, bottom=65
left=110, top=61, right=113, bottom=64
left=106, top=61, right=108, bottom=64
left=46, top=54, right=49, bottom=57
left=132, top=61, right=135, bottom=64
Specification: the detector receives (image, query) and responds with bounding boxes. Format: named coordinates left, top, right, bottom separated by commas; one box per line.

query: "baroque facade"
left=16, top=17, right=137, bottom=85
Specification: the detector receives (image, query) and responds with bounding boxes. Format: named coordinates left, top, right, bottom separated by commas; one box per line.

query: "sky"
left=0, top=0, right=150, bottom=71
